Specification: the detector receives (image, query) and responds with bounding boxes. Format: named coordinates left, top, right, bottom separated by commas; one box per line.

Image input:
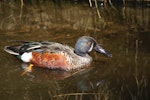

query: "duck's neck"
left=74, top=50, right=87, bottom=57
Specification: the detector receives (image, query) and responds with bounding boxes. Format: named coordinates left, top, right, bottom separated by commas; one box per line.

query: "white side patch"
left=21, top=52, right=32, bottom=63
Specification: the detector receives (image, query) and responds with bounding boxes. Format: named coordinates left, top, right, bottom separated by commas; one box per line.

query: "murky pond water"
left=0, top=1, right=150, bottom=100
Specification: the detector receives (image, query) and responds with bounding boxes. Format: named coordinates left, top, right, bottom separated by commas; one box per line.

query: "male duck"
left=4, top=36, right=112, bottom=71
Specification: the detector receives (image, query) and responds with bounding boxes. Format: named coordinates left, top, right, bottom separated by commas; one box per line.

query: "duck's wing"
left=4, top=42, right=42, bottom=55
left=4, top=41, right=74, bottom=55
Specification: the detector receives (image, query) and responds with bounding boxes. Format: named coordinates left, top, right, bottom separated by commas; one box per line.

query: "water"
left=0, top=1, right=150, bottom=100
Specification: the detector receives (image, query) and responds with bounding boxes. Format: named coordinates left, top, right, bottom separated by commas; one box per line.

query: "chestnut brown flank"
left=31, top=52, right=70, bottom=70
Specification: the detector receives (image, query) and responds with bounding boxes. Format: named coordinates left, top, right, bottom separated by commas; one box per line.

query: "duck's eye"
left=87, top=41, right=92, bottom=46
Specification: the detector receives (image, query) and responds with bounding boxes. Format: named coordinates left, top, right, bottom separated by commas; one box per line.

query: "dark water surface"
left=0, top=1, right=150, bottom=100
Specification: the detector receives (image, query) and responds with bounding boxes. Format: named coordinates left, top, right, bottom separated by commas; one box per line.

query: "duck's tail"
left=4, top=46, right=20, bottom=56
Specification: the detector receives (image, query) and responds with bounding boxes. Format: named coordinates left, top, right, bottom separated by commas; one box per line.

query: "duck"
left=4, top=36, right=112, bottom=72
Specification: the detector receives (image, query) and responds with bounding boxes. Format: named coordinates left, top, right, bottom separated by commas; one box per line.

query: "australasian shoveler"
left=4, top=36, right=112, bottom=71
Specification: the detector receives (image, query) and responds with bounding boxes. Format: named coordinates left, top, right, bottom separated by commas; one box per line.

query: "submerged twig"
left=19, top=0, right=24, bottom=18
left=54, top=92, right=100, bottom=97
left=135, top=40, right=138, bottom=63
left=108, top=0, right=117, bottom=10
left=89, top=0, right=92, bottom=7
left=94, top=0, right=101, bottom=19
left=134, top=40, right=139, bottom=85
left=88, top=0, right=101, bottom=19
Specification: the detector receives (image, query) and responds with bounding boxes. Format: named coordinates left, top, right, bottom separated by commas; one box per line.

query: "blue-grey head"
left=74, top=36, right=112, bottom=57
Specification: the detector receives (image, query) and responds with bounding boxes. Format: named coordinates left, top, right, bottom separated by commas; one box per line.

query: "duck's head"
left=74, top=36, right=112, bottom=57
